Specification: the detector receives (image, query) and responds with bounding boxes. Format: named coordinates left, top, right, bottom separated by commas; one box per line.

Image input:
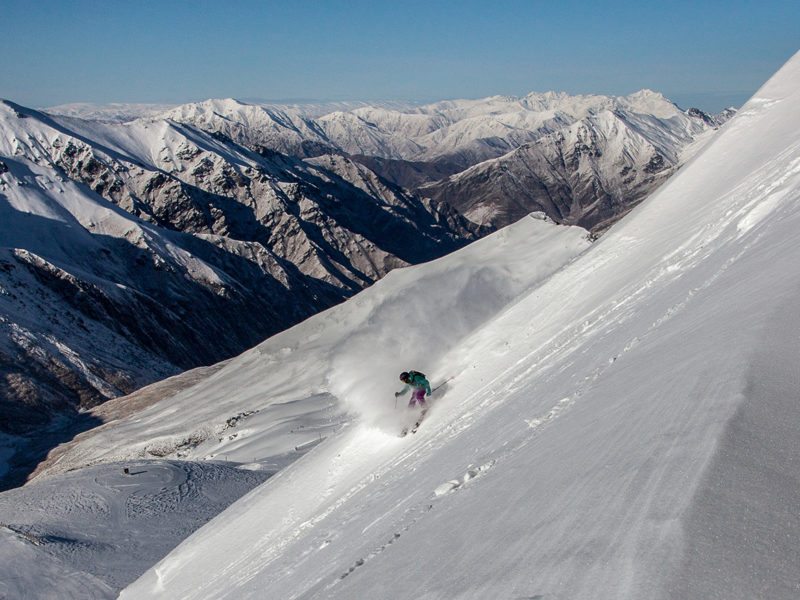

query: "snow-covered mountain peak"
left=521, top=90, right=593, bottom=111
left=156, top=97, right=332, bottom=157
left=159, top=97, right=311, bottom=128
left=159, top=97, right=251, bottom=116
left=158, top=98, right=267, bottom=129
left=620, top=88, right=681, bottom=118
left=86, top=88, right=724, bottom=183
left=0, top=99, right=40, bottom=121
left=624, top=87, right=669, bottom=102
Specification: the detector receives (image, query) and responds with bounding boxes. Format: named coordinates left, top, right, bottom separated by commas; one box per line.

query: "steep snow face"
left=15, top=213, right=588, bottom=598
left=112, top=52, right=800, bottom=600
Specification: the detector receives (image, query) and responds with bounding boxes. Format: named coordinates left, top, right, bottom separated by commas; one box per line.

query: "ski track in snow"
left=319, top=457, right=497, bottom=594
left=0, top=460, right=271, bottom=597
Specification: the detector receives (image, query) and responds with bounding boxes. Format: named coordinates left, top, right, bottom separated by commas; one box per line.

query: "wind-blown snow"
left=109, top=51, right=800, bottom=600
left=34, top=214, right=590, bottom=476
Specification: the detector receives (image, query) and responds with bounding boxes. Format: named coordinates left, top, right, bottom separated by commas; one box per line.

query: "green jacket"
left=397, top=372, right=431, bottom=396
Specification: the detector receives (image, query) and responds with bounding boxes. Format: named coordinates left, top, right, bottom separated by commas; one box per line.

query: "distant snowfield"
left=0, top=461, right=269, bottom=599
left=8, top=52, right=800, bottom=600
left=43, top=102, right=178, bottom=122
left=43, top=100, right=419, bottom=122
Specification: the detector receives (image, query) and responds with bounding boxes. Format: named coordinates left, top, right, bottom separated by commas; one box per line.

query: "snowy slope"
left=110, top=51, right=800, bottom=600
left=33, top=214, right=590, bottom=477
left=0, top=460, right=270, bottom=598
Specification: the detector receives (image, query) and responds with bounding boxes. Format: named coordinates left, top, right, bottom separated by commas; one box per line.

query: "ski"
left=410, top=409, right=428, bottom=434
left=399, top=408, right=427, bottom=437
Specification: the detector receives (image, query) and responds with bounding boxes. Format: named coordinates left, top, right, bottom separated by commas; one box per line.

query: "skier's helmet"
left=399, top=372, right=410, bottom=382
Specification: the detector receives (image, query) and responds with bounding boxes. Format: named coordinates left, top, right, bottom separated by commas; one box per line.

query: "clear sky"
left=1, top=0, right=798, bottom=112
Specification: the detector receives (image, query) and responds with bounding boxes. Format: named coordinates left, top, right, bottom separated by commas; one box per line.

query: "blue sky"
left=1, top=0, right=797, bottom=112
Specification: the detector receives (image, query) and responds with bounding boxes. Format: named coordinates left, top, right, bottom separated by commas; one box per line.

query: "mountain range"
left=1, top=88, right=731, bottom=487
left=51, top=91, right=733, bottom=231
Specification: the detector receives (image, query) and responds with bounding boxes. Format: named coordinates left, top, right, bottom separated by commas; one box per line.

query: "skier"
left=395, top=371, right=431, bottom=408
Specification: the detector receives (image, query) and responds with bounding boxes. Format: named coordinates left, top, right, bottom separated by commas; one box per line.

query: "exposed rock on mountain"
left=420, top=108, right=710, bottom=231
left=157, top=93, right=732, bottom=232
